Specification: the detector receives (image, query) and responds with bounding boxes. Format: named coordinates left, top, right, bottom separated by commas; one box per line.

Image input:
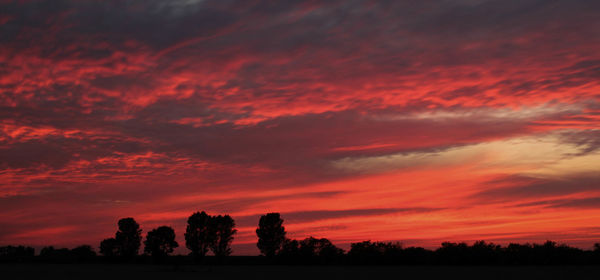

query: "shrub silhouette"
left=256, top=213, right=286, bottom=257
left=185, top=211, right=214, bottom=260
left=210, top=214, right=237, bottom=257
left=99, top=238, right=119, bottom=257
left=144, top=226, right=178, bottom=260
left=115, top=217, right=142, bottom=258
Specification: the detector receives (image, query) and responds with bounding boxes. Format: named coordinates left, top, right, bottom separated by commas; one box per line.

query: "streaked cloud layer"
left=0, top=0, right=599, bottom=254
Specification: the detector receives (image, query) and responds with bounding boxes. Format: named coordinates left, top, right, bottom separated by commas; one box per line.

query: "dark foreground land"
left=2, top=264, right=600, bottom=280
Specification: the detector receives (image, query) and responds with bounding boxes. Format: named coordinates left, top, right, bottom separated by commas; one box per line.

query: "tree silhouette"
left=437, top=242, right=470, bottom=264
left=470, top=240, right=500, bottom=264
left=185, top=211, right=214, bottom=259
left=115, top=217, right=142, bottom=258
left=348, top=241, right=385, bottom=262
left=210, top=214, right=237, bottom=257
left=299, top=237, right=344, bottom=260
left=144, top=226, right=178, bottom=260
left=278, top=238, right=301, bottom=259
left=71, top=245, right=96, bottom=261
left=100, top=238, right=119, bottom=257
left=348, top=241, right=404, bottom=264
left=39, top=246, right=55, bottom=257
left=256, top=213, right=286, bottom=257
left=0, top=245, right=35, bottom=261
left=39, top=246, right=72, bottom=261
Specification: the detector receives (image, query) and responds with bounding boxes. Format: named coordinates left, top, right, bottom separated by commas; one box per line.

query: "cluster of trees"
left=251, top=213, right=600, bottom=265
left=344, top=240, right=600, bottom=265
left=255, top=213, right=344, bottom=263
left=39, top=245, right=97, bottom=262
left=0, top=246, right=35, bottom=261
left=98, top=212, right=236, bottom=261
left=3, top=211, right=600, bottom=265
left=0, top=245, right=96, bottom=262
left=185, top=211, right=237, bottom=259
left=99, top=217, right=143, bottom=258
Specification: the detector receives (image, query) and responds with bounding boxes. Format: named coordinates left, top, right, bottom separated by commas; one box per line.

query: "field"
left=2, top=264, right=600, bottom=280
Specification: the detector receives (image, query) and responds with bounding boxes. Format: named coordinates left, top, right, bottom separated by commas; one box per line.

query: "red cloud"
left=0, top=0, right=599, bottom=255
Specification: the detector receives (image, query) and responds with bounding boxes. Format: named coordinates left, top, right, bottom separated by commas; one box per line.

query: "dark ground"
left=2, top=264, right=600, bottom=280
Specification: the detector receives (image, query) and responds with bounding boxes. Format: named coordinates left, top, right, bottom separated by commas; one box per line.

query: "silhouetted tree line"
left=39, top=245, right=97, bottom=262
left=345, top=240, right=600, bottom=265
left=0, top=245, right=96, bottom=263
left=0, top=245, right=35, bottom=261
left=97, top=212, right=236, bottom=263
left=3, top=212, right=600, bottom=265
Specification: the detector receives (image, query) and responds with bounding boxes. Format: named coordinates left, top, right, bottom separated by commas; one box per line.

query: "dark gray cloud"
left=559, top=130, right=600, bottom=155
left=474, top=175, right=600, bottom=201
left=0, top=0, right=599, bottom=252
left=515, top=197, right=600, bottom=209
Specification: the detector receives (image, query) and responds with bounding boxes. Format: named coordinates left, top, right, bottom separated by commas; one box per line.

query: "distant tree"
left=348, top=241, right=403, bottom=264
left=348, top=241, right=384, bottom=262
left=278, top=239, right=300, bottom=258
left=349, top=241, right=382, bottom=255
left=299, top=237, right=344, bottom=260
left=40, top=246, right=54, bottom=257
left=210, top=215, right=237, bottom=257
left=39, top=246, right=71, bottom=261
left=144, top=226, right=179, bottom=260
left=115, top=217, right=142, bottom=258
left=401, top=246, right=433, bottom=264
left=185, top=211, right=215, bottom=259
left=470, top=240, right=500, bottom=264
left=0, top=245, right=34, bottom=261
left=506, top=243, right=533, bottom=264
left=100, top=238, right=119, bottom=257
left=71, top=245, right=96, bottom=261
left=437, top=242, right=470, bottom=264
left=256, top=213, right=286, bottom=257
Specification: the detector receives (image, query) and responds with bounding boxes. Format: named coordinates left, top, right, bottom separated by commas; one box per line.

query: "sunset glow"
left=1, top=0, right=599, bottom=255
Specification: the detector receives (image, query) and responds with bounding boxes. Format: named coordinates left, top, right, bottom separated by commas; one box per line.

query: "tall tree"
left=256, top=213, right=286, bottom=257
left=210, top=215, right=237, bottom=257
left=185, top=211, right=214, bottom=259
left=115, top=217, right=142, bottom=258
left=144, top=226, right=178, bottom=260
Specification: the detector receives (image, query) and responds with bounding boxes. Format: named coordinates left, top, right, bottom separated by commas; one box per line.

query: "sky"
left=0, top=0, right=599, bottom=255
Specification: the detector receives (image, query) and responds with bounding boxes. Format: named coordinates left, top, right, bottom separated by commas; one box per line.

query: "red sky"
left=1, top=0, right=600, bottom=255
